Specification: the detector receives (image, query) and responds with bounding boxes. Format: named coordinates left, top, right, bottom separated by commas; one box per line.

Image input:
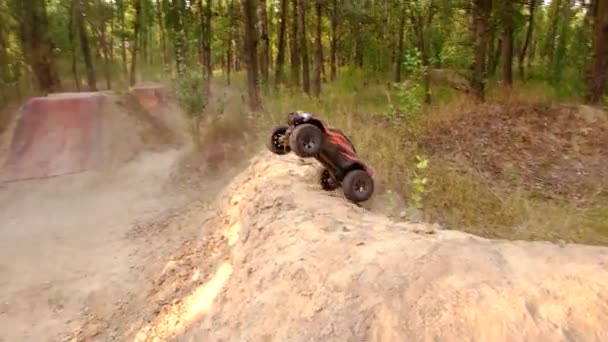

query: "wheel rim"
left=273, top=133, right=287, bottom=151
left=302, top=136, right=316, bottom=152
left=354, top=178, right=370, bottom=194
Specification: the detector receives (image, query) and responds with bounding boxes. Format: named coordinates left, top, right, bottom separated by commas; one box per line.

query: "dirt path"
left=0, top=147, right=207, bottom=342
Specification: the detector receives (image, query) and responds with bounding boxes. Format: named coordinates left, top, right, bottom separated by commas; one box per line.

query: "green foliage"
left=174, top=70, right=207, bottom=116
left=174, top=70, right=207, bottom=144
left=386, top=48, right=425, bottom=126
left=410, top=155, right=429, bottom=209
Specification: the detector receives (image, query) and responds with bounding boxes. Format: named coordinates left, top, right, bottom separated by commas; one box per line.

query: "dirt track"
left=0, top=148, right=196, bottom=341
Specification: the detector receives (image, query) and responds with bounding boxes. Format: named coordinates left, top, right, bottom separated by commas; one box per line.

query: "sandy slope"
left=133, top=152, right=608, bottom=342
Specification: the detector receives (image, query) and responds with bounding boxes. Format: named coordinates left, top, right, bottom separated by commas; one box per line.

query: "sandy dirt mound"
left=131, top=152, right=608, bottom=341
left=422, top=103, right=608, bottom=201
left=0, top=91, right=177, bottom=182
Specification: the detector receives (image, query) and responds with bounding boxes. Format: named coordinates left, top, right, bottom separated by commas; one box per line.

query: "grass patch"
left=258, top=71, right=608, bottom=246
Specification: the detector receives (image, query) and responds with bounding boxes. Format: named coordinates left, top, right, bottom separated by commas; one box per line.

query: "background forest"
left=1, top=0, right=607, bottom=244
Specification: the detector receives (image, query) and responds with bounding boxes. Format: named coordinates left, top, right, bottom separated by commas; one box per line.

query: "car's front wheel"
left=267, top=125, right=291, bottom=155
left=289, top=123, right=324, bottom=158
left=342, top=169, right=374, bottom=203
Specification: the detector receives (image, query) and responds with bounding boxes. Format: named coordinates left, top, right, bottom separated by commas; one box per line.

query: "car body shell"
left=285, top=112, right=374, bottom=182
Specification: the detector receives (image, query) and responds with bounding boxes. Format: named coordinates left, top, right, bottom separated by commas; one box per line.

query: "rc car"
left=267, top=111, right=375, bottom=203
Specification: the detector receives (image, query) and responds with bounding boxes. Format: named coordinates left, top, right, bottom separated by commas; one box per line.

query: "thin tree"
left=130, top=0, right=143, bottom=86
left=259, top=0, right=270, bottom=84
left=274, top=0, right=288, bottom=87
left=395, top=1, right=406, bottom=83
left=290, top=0, right=300, bottom=86
left=543, top=0, right=562, bottom=67
left=471, top=0, right=492, bottom=101
left=227, top=0, right=235, bottom=84
left=156, top=0, right=169, bottom=71
left=408, top=0, right=434, bottom=103
left=298, top=0, right=310, bottom=94
left=518, top=0, right=537, bottom=80
left=117, top=0, right=128, bottom=75
left=330, top=0, right=338, bottom=81
left=312, top=0, right=322, bottom=97
left=500, top=0, right=514, bottom=86
left=204, top=0, right=213, bottom=90
left=67, top=0, right=81, bottom=91
left=242, top=0, right=262, bottom=110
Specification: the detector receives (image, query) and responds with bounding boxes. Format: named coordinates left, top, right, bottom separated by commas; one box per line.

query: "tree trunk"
left=156, top=0, right=169, bottom=70
left=227, top=0, right=235, bottom=84
left=130, top=0, right=143, bottom=86
left=141, top=19, right=148, bottom=68
left=68, top=0, right=81, bottom=91
left=298, top=0, right=310, bottom=94
left=410, top=5, right=433, bottom=104
left=312, top=0, right=322, bottom=97
left=108, top=0, right=115, bottom=85
left=259, top=0, right=270, bottom=84
left=518, top=0, right=537, bottom=80
left=330, top=0, right=338, bottom=81
left=500, top=0, right=514, bottom=86
left=275, top=0, right=288, bottom=87
left=0, top=22, right=8, bottom=104
left=422, top=8, right=433, bottom=104
left=242, top=0, right=262, bottom=110
left=169, top=0, right=186, bottom=76
left=290, top=0, right=300, bottom=86
left=471, top=0, right=492, bottom=101
left=586, top=0, right=608, bottom=104
left=119, top=0, right=128, bottom=75
left=544, top=0, right=561, bottom=65
left=198, top=0, right=209, bottom=87
left=395, top=2, right=406, bottom=83
left=99, top=16, right=112, bottom=90
left=205, top=0, right=213, bottom=89
left=16, top=0, right=62, bottom=94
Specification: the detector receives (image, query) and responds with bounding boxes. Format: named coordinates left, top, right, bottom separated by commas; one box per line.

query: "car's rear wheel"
left=342, top=169, right=374, bottom=203
left=267, top=125, right=291, bottom=155
left=289, top=123, right=324, bottom=158
left=319, top=168, right=338, bottom=191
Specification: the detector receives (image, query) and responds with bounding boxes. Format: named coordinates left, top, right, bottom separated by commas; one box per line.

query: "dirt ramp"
left=1, top=92, right=176, bottom=182
left=134, top=152, right=608, bottom=341
left=1, top=93, right=104, bottom=182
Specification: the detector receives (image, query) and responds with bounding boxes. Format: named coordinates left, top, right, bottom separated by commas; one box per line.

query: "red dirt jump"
left=1, top=93, right=103, bottom=182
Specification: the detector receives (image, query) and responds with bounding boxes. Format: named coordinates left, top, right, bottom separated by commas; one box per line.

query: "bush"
left=174, top=71, right=207, bottom=145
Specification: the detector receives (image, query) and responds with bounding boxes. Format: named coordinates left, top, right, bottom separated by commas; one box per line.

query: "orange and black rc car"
left=267, top=111, right=375, bottom=203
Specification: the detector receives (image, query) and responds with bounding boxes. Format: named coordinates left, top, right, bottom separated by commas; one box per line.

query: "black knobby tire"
left=289, top=123, right=324, bottom=158
left=342, top=169, right=374, bottom=203
left=319, top=168, right=338, bottom=191
left=267, top=125, right=291, bottom=155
